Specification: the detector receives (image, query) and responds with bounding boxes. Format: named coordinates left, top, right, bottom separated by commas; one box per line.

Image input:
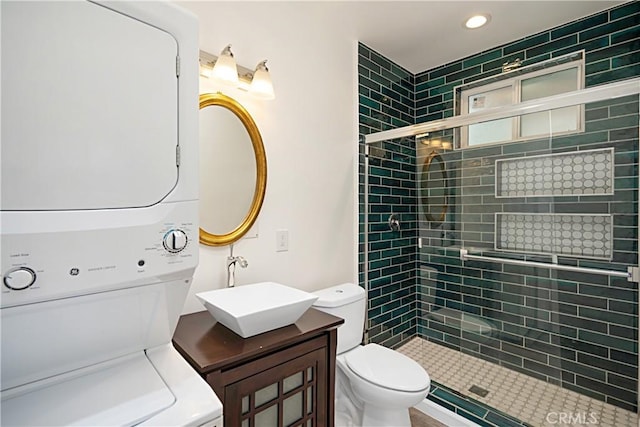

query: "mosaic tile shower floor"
left=398, top=337, right=637, bottom=427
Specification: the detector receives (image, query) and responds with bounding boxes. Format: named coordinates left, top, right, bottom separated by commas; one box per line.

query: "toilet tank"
left=312, top=283, right=365, bottom=354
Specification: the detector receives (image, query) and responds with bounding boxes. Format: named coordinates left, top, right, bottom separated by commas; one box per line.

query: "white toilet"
left=312, top=283, right=430, bottom=427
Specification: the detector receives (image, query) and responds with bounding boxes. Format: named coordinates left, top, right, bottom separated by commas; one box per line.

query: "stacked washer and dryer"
left=1, top=1, right=222, bottom=425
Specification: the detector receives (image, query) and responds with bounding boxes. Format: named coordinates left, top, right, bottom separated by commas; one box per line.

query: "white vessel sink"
left=195, top=282, right=318, bottom=338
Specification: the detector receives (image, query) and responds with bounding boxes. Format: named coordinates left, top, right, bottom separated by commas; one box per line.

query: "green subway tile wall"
left=358, top=0, right=639, bottom=417
left=414, top=1, right=640, bottom=123
left=359, top=43, right=418, bottom=348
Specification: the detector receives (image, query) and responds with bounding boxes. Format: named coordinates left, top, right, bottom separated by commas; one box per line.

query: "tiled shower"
left=358, top=2, right=639, bottom=426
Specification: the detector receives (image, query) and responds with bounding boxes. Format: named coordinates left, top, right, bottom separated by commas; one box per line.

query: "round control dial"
left=4, top=267, right=37, bottom=290
left=163, top=229, right=188, bottom=253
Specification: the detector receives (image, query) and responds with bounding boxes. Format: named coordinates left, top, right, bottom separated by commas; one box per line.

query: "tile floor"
left=398, top=337, right=638, bottom=427
left=410, top=407, right=447, bottom=427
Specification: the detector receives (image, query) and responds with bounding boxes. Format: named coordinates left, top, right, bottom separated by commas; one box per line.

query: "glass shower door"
left=415, top=93, right=638, bottom=426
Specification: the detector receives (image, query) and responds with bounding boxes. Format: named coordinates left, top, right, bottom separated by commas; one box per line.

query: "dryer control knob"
left=163, top=229, right=188, bottom=253
left=4, top=267, right=36, bottom=290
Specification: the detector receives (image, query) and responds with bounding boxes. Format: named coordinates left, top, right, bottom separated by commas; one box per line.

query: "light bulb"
left=249, top=60, right=275, bottom=100
left=211, top=45, right=239, bottom=85
left=465, top=14, right=490, bottom=29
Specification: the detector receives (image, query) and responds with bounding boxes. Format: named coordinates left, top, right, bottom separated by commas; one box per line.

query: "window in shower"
left=458, top=53, right=584, bottom=148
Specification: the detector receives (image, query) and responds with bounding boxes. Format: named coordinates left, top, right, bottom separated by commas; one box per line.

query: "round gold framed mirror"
left=420, top=150, right=448, bottom=222
left=199, top=93, right=267, bottom=246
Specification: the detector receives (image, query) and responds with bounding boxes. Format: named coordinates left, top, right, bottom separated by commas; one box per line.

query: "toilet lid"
left=345, top=344, right=430, bottom=392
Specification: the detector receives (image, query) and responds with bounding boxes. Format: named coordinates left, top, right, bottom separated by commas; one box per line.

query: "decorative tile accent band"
left=496, top=148, right=614, bottom=198
left=496, top=213, right=613, bottom=260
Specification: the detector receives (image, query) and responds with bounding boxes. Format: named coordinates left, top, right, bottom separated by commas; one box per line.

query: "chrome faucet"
left=227, top=245, right=248, bottom=287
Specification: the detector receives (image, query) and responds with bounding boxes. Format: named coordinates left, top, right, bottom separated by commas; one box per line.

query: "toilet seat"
left=345, top=344, right=430, bottom=393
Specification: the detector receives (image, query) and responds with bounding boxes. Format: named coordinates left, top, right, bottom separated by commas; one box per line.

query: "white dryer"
left=1, top=1, right=222, bottom=425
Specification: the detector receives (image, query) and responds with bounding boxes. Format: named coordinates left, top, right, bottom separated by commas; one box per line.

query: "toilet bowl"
left=340, top=344, right=430, bottom=426
left=312, top=283, right=431, bottom=427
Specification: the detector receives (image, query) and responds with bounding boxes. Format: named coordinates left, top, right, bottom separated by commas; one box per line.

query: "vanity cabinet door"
left=223, top=345, right=327, bottom=427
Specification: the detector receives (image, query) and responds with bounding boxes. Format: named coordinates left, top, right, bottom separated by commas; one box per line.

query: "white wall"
left=177, top=1, right=360, bottom=314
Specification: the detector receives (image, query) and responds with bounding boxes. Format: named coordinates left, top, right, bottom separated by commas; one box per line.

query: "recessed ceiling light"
left=465, top=14, right=491, bottom=29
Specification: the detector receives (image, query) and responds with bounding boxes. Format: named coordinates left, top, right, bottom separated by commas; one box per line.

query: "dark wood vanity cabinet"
left=172, top=308, right=343, bottom=427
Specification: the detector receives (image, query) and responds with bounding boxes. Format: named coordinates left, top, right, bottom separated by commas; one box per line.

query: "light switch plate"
left=276, top=229, right=288, bottom=252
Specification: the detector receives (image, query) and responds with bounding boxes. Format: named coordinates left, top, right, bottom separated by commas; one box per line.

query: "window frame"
left=457, top=54, right=585, bottom=149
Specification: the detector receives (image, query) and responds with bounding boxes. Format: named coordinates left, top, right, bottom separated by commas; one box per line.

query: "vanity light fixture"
left=417, top=133, right=452, bottom=150
left=199, top=47, right=275, bottom=100
left=464, top=13, right=491, bottom=29
left=210, top=45, right=239, bottom=85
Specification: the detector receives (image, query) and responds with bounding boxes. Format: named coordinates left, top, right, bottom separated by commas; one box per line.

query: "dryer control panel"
left=1, top=201, right=199, bottom=308
left=163, top=229, right=189, bottom=253
left=3, top=267, right=37, bottom=291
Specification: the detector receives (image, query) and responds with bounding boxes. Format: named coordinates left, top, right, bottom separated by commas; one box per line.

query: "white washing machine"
left=1, top=1, right=222, bottom=425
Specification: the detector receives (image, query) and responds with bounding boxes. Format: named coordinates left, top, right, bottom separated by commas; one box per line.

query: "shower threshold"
left=398, top=337, right=636, bottom=427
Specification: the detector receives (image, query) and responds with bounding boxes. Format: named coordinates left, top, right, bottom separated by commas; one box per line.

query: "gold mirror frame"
left=421, top=150, right=448, bottom=222
left=199, top=93, right=267, bottom=246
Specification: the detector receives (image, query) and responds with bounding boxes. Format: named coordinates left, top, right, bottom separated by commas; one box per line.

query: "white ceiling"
left=345, top=1, right=625, bottom=73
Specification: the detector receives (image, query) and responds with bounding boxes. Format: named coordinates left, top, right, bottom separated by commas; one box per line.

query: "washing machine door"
left=1, top=1, right=179, bottom=211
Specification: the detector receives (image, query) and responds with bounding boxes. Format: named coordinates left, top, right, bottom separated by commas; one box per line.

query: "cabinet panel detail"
left=226, top=348, right=326, bottom=427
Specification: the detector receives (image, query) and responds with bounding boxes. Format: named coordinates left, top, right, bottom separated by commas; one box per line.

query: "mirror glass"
left=200, top=106, right=255, bottom=234
left=420, top=151, right=448, bottom=222
left=199, top=93, right=267, bottom=246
